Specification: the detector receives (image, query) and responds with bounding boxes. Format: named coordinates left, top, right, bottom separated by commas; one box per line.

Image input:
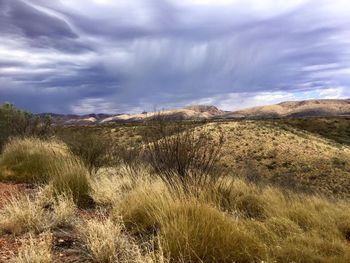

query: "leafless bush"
left=143, top=114, right=224, bottom=186
left=109, top=144, right=145, bottom=173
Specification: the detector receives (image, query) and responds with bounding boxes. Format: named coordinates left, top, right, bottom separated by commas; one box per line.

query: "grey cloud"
left=0, top=0, right=92, bottom=53
left=0, top=0, right=350, bottom=113
left=8, top=0, right=77, bottom=38
left=0, top=0, right=74, bottom=37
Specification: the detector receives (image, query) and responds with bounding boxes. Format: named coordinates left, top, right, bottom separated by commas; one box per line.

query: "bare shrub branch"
left=142, top=113, right=224, bottom=186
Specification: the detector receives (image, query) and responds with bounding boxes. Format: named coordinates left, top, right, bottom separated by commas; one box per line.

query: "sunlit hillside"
left=95, top=119, right=350, bottom=198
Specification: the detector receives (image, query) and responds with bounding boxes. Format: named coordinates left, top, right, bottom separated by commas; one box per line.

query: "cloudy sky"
left=0, top=0, right=350, bottom=114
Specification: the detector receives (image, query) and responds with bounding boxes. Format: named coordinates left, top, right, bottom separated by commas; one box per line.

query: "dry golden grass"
left=90, top=167, right=137, bottom=207
left=48, top=156, right=91, bottom=205
left=51, top=194, right=77, bottom=229
left=159, top=200, right=266, bottom=262
left=0, top=194, right=46, bottom=235
left=0, top=137, right=91, bottom=205
left=0, top=187, right=76, bottom=235
left=2, top=120, right=350, bottom=262
left=0, top=137, right=67, bottom=183
left=204, top=121, right=350, bottom=198
left=78, top=217, right=157, bottom=263
left=2, top=161, right=350, bottom=262
left=102, top=168, right=350, bottom=263
left=10, top=232, right=52, bottom=263
left=78, top=217, right=126, bottom=262
left=102, top=120, right=350, bottom=198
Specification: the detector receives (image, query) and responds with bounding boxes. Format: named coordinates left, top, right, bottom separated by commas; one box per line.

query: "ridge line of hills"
left=41, top=99, right=350, bottom=125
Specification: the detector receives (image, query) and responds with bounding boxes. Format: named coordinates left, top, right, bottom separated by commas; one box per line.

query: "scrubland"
left=0, top=117, right=350, bottom=262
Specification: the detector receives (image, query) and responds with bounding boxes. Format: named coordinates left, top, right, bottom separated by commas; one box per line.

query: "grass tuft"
left=0, top=137, right=66, bottom=183
left=111, top=172, right=350, bottom=263
left=78, top=217, right=143, bottom=263
left=0, top=137, right=91, bottom=205
left=11, top=232, right=52, bottom=263
left=0, top=194, right=46, bottom=235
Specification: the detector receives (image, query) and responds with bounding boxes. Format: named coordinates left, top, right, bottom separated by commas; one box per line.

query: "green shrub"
left=59, top=130, right=114, bottom=174
left=0, top=103, right=52, bottom=151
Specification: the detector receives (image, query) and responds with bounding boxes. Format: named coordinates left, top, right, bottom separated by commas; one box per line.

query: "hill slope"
left=102, top=119, right=350, bottom=198
left=212, top=121, right=350, bottom=198
left=221, top=99, right=350, bottom=119
left=101, top=105, right=223, bottom=123
left=47, top=105, right=224, bottom=125
left=43, top=99, right=350, bottom=124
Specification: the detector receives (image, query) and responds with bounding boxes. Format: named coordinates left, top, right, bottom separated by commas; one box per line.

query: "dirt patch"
left=0, top=236, right=24, bottom=263
left=52, top=230, right=87, bottom=263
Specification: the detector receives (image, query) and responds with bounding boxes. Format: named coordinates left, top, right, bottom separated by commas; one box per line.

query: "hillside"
left=93, top=118, right=350, bottom=198
left=214, top=121, right=350, bottom=198
left=276, top=117, right=350, bottom=146
left=1, top=113, right=350, bottom=261
left=44, top=99, right=350, bottom=125
left=45, top=105, right=223, bottom=125
left=220, top=99, right=350, bottom=119
left=100, top=105, right=224, bottom=123
left=49, top=101, right=350, bottom=199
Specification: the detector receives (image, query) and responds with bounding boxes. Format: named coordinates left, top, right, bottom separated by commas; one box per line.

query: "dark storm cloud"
left=0, top=0, right=92, bottom=53
left=8, top=0, right=76, bottom=38
left=0, top=0, right=350, bottom=113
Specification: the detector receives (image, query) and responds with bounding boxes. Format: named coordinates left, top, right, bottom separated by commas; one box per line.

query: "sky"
left=0, top=0, right=350, bottom=114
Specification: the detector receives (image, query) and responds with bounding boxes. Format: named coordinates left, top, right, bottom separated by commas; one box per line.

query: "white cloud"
left=317, top=87, right=347, bottom=99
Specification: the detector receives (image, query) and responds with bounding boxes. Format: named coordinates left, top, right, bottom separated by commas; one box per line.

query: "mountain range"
left=44, top=99, right=350, bottom=125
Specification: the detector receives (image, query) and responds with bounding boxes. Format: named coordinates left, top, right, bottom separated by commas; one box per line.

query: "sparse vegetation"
left=51, top=194, right=77, bottom=229
left=276, top=117, right=350, bottom=145
left=78, top=217, right=141, bottom=263
left=10, top=232, right=52, bottom=263
left=0, top=189, right=76, bottom=235
left=1, top=116, right=350, bottom=262
left=0, top=194, right=46, bottom=235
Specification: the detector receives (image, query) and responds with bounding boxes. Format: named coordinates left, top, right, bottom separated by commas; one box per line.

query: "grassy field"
left=62, top=118, right=350, bottom=198
left=0, top=117, right=350, bottom=262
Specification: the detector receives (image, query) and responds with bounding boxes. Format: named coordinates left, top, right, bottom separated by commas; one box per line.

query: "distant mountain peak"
left=184, top=105, right=223, bottom=114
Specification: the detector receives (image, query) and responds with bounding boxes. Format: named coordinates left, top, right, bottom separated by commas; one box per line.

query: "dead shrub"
left=143, top=114, right=224, bottom=186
